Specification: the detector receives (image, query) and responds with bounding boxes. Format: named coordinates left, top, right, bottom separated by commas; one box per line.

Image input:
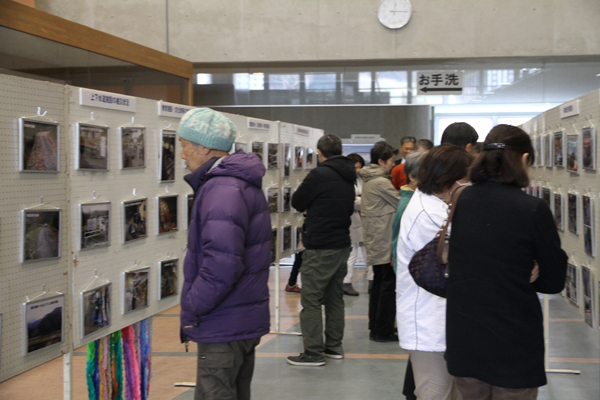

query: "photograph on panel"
left=554, top=130, right=565, bottom=167
left=250, top=141, right=264, bottom=162
left=295, top=226, right=304, bottom=251
left=582, top=126, right=596, bottom=170
left=582, top=265, right=594, bottom=328
left=544, top=135, right=552, bottom=167
left=533, top=136, right=540, bottom=167
left=19, top=119, right=59, bottom=172
left=234, top=142, right=247, bottom=153
left=554, top=193, right=564, bottom=231
left=539, top=135, right=545, bottom=167
left=294, top=146, right=304, bottom=169
left=568, top=193, right=578, bottom=235
left=123, top=199, right=147, bottom=243
left=157, top=195, right=179, bottom=234
left=186, top=194, right=195, bottom=228
left=160, top=130, right=176, bottom=182
left=24, top=294, right=64, bottom=354
left=305, top=147, right=315, bottom=169
left=566, top=134, right=579, bottom=173
left=23, top=209, right=61, bottom=262
left=267, top=188, right=280, bottom=213
left=541, top=188, right=551, bottom=209
left=80, top=202, right=110, bottom=250
left=159, top=258, right=179, bottom=300
left=565, top=263, right=579, bottom=306
left=282, top=225, right=292, bottom=252
left=268, top=143, right=280, bottom=169
left=77, top=124, right=109, bottom=170
left=121, top=127, right=146, bottom=169
left=282, top=187, right=291, bottom=212
left=123, top=267, right=150, bottom=313
left=283, top=143, right=291, bottom=178
left=582, top=195, right=594, bottom=257
left=81, top=283, right=111, bottom=338
left=270, top=228, right=277, bottom=264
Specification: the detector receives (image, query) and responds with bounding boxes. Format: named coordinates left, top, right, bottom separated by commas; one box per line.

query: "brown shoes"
left=285, top=284, right=301, bottom=293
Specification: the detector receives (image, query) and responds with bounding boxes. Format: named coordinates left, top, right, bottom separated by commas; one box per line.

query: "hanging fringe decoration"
left=86, top=319, right=153, bottom=400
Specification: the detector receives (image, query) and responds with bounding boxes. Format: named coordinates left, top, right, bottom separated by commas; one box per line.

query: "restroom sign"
left=417, top=71, right=463, bottom=95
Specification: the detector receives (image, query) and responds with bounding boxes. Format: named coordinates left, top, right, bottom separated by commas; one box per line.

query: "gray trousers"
left=195, top=338, right=261, bottom=400
left=454, top=377, right=538, bottom=400
left=299, top=247, right=351, bottom=360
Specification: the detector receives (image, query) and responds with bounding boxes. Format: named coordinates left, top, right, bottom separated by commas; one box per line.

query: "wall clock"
left=377, top=0, right=412, bottom=29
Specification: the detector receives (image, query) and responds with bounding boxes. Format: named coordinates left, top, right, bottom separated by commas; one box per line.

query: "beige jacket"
left=359, top=164, right=401, bottom=265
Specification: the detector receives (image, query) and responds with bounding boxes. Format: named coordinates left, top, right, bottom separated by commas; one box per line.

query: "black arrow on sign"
left=420, top=87, right=463, bottom=93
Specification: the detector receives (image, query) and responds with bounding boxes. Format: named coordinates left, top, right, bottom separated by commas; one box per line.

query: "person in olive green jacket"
left=360, top=141, right=401, bottom=342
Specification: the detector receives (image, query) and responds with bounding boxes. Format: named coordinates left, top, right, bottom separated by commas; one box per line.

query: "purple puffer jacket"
left=181, top=151, right=271, bottom=343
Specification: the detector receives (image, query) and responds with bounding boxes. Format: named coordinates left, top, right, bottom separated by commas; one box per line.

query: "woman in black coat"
left=446, top=125, right=568, bottom=400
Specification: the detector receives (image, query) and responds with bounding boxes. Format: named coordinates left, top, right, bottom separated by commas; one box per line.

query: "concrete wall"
left=212, top=105, right=432, bottom=150
left=35, top=0, right=600, bottom=64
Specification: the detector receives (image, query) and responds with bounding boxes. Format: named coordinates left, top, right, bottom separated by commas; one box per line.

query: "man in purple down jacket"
left=178, top=108, right=271, bottom=400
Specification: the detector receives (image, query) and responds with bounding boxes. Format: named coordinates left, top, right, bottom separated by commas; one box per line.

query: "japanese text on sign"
left=417, top=71, right=463, bottom=95
left=79, top=88, right=137, bottom=112
left=247, top=118, right=271, bottom=130
left=158, top=101, right=195, bottom=118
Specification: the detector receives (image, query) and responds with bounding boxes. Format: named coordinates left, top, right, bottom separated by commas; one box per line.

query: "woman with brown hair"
left=446, top=125, right=568, bottom=399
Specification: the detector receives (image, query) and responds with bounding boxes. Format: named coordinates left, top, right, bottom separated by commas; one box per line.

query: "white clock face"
left=378, top=0, right=412, bottom=29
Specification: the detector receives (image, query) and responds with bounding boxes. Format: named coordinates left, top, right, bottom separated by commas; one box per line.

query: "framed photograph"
left=539, top=135, right=545, bottom=167
left=305, top=147, right=315, bottom=169
left=19, top=118, right=59, bottom=172
left=233, top=142, right=247, bottom=153
left=23, top=294, right=64, bottom=355
left=282, top=225, right=292, bottom=252
left=283, top=143, right=291, bottom=178
left=541, top=188, right=551, bottom=209
left=568, top=193, right=578, bottom=235
left=565, top=263, right=579, bottom=306
left=122, top=267, right=150, bottom=314
left=186, top=194, right=195, bottom=229
left=566, top=134, right=579, bottom=173
left=544, top=134, right=552, bottom=167
left=294, top=226, right=304, bottom=251
left=270, top=228, right=278, bottom=264
left=294, top=146, right=304, bottom=170
left=554, top=193, right=564, bottom=231
left=158, top=258, right=179, bottom=300
left=533, top=136, right=541, bottom=167
left=79, top=202, right=110, bottom=251
left=581, top=265, right=594, bottom=328
left=157, top=195, right=179, bottom=234
left=535, top=183, right=542, bottom=199
left=122, top=198, right=147, bottom=243
left=22, top=209, right=61, bottom=263
left=266, top=188, right=280, bottom=213
left=76, top=123, right=109, bottom=171
left=282, top=187, right=292, bottom=212
left=120, top=126, right=146, bottom=169
left=250, top=141, right=264, bottom=163
left=160, top=130, right=176, bottom=182
left=267, top=143, right=280, bottom=169
left=582, top=195, right=594, bottom=257
left=582, top=126, right=596, bottom=170
left=554, top=130, right=565, bottom=167
left=80, top=283, right=111, bottom=338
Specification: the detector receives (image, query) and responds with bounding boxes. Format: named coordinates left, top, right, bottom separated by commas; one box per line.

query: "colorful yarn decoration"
left=139, top=320, right=148, bottom=400
left=87, top=340, right=98, bottom=400
left=129, top=324, right=142, bottom=400
left=112, top=331, right=124, bottom=400
left=94, top=340, right=101, bottom=398
left=98, top=338, right=103, bottom=400
left=122, top=326, right=135, bottom=400
left=102, top=335, right=110, bottom=400
left=147, top=317, right=153, bottom=394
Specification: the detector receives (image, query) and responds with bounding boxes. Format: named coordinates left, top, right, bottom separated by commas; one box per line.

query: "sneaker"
left=343, top=283, right=359, bottom=296
left=324, top=349, right=344, bottom=359
left=287, top=353, right=325, bottom=366
left=285, top=284, right=301, bottom=293
left=374, top=333, right=399, bottom=343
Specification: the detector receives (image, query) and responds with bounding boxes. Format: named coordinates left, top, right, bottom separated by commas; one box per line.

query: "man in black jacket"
left=287, top=134, right=356, bottom=366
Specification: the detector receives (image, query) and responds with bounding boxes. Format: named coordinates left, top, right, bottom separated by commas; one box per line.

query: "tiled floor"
left=0, top=266, right=598, bottom=400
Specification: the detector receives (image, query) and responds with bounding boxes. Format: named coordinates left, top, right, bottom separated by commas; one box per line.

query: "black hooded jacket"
left=292, top=155, right=356, bottom=249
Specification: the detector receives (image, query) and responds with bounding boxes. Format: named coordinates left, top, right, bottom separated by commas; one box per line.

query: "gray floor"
left=174, top=272, right=599, bottom=400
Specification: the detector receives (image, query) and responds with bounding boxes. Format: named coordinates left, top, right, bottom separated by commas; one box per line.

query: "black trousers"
left=195, top=337, right=261, bottom=400
left=368, top=263, right=396, bottom=336
left=287, top=250, right=304, bottom=286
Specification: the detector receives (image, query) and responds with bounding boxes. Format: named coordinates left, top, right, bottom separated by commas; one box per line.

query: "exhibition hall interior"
left=0, top=0, right=599, bottom=399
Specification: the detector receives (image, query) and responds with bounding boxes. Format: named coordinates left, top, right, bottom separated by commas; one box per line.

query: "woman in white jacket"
left=396, top=145, right=473, bottom=400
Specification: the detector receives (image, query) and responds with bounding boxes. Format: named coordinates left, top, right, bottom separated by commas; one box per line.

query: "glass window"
left=306, top=73, right=336, bottom=90
left=234, top=73, right=249, bottom=90
left=269, top=74, right=300, bottom=90
left=358, top=72, right=372, bottom=92
left=497, top=117, right=532, bottom=126
left=196, top=73, right=212, bottom=85
left=436, top=118, right=494, bottom=144
left=375, top=71, right=408, bottom=104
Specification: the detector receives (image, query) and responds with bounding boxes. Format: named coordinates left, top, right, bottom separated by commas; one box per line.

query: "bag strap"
left=436, top=184, right=468, bottom=264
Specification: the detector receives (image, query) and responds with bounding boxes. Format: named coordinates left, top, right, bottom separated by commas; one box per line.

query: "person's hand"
left=530, top=262, right=539, bottom=283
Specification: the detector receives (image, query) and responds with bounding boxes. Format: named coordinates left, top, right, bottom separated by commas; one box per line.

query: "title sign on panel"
left=417, top=71, right=463, bottom=95
left=79, top=88, right=136, bottom=112
left=294, top=125, right=310, bottom=136
left=158, top=101, right=195, bottom=118
left=247, top=118, right=272, bottom=130
left=559, top=99, right=580, bottom=119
